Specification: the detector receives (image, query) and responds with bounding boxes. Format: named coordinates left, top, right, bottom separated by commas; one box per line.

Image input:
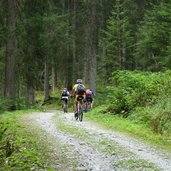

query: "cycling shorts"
left=61, top=96, right=68, bottom=104
left=85, top=96, right=93, bottom=102
left=75, top=94, right=85, bottom=103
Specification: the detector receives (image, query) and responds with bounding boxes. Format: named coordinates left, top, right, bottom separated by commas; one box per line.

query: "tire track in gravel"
left=29, top=110, right=171, bottom=171
left=63, top=110, right=171, bottom=171
left=62, top=110, right=171, bottom=171
left=30, top=111, right=114, bottom=171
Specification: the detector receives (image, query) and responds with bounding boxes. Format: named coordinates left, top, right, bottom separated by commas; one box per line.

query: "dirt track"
left=26, top=110, right=171, bottom=171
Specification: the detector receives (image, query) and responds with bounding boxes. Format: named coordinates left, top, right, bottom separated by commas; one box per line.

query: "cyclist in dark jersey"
left=61, top=88, right=70, bottom=111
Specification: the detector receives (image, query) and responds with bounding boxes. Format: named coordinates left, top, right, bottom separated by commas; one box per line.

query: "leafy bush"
left=106, top=70, right=171, bottom=117
left=129, top=99, right=171, bottom=135
left=0, top=98, right=42, bottom=112
left=101, top=70, right=171, bottom=135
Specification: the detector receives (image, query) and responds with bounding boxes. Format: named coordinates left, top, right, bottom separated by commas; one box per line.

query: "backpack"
left=62, top=90, right=68, bottom=96
left=76, top=84, right=86, bottom=94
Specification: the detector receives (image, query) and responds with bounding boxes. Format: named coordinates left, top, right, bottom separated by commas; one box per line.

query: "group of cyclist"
left=61, top=79, right=94, bottom=116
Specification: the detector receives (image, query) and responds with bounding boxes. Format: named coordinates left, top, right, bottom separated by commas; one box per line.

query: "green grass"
left=129, top=99, right=171, bottom=135
left=116, top=159, right=159, bottom=171
left=84, top=106, right=171, bottom=151
left=53, top=114, right=92, bottom=141
left=0, top=110, right=53, bottom=171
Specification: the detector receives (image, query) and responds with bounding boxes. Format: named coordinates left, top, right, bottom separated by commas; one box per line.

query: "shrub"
left=0, top=98, right=40, bottom=112
left=106, top=70, right=171, bottom=117
left=129, top=99, right=171, bottom=135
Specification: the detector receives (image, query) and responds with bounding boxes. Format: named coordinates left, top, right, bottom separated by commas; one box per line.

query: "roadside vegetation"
left=1, top=0, right=171, bottom=170
left=0, top=110, right=53, bottom=170
left=86, top=70, right=171, bottom=150
left=85, top=107, right=171, bottom=150
left=0, top=70, right=171, bottom=169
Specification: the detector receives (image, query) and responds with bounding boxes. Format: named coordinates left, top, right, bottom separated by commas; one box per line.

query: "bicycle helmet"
left=76, top=79, right=82, bottom=84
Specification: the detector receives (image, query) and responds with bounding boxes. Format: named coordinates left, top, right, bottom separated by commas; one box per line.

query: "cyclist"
left=85, top=88, right=94, bottom=109
left=71, top=79, right=86, bottom=118
left=61, top=88, right=70, bottom=112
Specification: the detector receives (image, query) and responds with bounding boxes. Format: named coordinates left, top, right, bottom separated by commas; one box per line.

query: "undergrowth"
left=85, top=106, right=171, bottom=150
left=98, top=70, right=171, bottom=136
left=0, top=110, right=52, bottom=170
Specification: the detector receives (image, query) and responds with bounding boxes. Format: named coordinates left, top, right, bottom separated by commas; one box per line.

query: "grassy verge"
left=0, top=110, right=53, bottom=171
left=84, top=106, right=171, bottom=151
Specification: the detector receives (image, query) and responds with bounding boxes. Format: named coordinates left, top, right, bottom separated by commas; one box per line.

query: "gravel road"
left=26, top=110, right=171, bottom=171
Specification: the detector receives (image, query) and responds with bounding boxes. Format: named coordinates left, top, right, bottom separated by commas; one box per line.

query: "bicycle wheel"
left=75, top=113, right=78, bottom=120
left=78, top=105, right=83, bottom=122
left=84, top=102, right=88, bottom=113
left=63, top=102, right=67, bottom=113
left=62, top=101, right=64, bottom=112
left=79, top=111, right=83, bottom=122
left=88, top=102, right=92, bottom=110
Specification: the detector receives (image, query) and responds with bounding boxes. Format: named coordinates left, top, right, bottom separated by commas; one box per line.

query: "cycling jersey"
left=61, top=90, right=69, bottom=104
left=72, top=84, right=86, bottom=103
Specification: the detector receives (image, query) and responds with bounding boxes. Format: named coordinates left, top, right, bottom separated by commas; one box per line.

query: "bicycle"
left=62, top=100, right=68, bottom=113
left=84, top=100, right=91, bottom=112
left=84, top=96, right=92, bottom=112
left=75, top=97, right=84, bottom=122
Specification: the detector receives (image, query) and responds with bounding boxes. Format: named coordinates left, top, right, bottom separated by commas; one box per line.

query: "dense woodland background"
left=0, top=0, right=171, bottom=109
left=1, top=1, right=171, bottom=169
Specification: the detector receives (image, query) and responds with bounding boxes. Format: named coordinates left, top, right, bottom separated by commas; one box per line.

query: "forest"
left=0, top=1, right=171, bottom=170
left=0, top=0, right=171, bottom=107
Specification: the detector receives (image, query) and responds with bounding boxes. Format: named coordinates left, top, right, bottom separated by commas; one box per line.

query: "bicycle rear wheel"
left=78, top=111, right=83, bottom=122
left=88, top=102, right=92, bottom=110
left=63, top=101, right=67, bottom=113
left=84, top=102, right=88, bottom=113
left=78, top=106, right=83, bottom=122
left=75, top=113, right=78, bottom=120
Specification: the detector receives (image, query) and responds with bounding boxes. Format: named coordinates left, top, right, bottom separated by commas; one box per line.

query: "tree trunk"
left=84, top=0, right=97, bottom=91
left=136, top=0, right=146, bottom=12
left=83, top=48, right=90, bottom=86
left=4, top=0, right=17, bottom=101
left=116, top=0, right=122, bottom=70
left=89, top=2, right=97, bottom=91
left=52, top=65, right=57, bottom=92
left=44, top=62, right=50, bottom=101
left=26, top=84, right=35, bottom=104
left=72, top=0, right=77, bottom=85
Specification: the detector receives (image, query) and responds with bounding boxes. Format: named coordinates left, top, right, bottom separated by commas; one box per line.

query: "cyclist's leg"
left=74, top=95, right=78, bottom=118
left=74, top=95, right=77, bottom=114
left=78, top=99, right=83, bottom=121
left=90, top=97, right=93, bottom=109
left=82, top=94, right=86, bottom=110
left=80, top=96, right=85, bottom=114
left=75, top=102, right=78, bottom=119
left=61, top=99, right=64, bottom=108
left=85, top=97, right=89, bottom=111
left=65, top=99, right=68, bottom=112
